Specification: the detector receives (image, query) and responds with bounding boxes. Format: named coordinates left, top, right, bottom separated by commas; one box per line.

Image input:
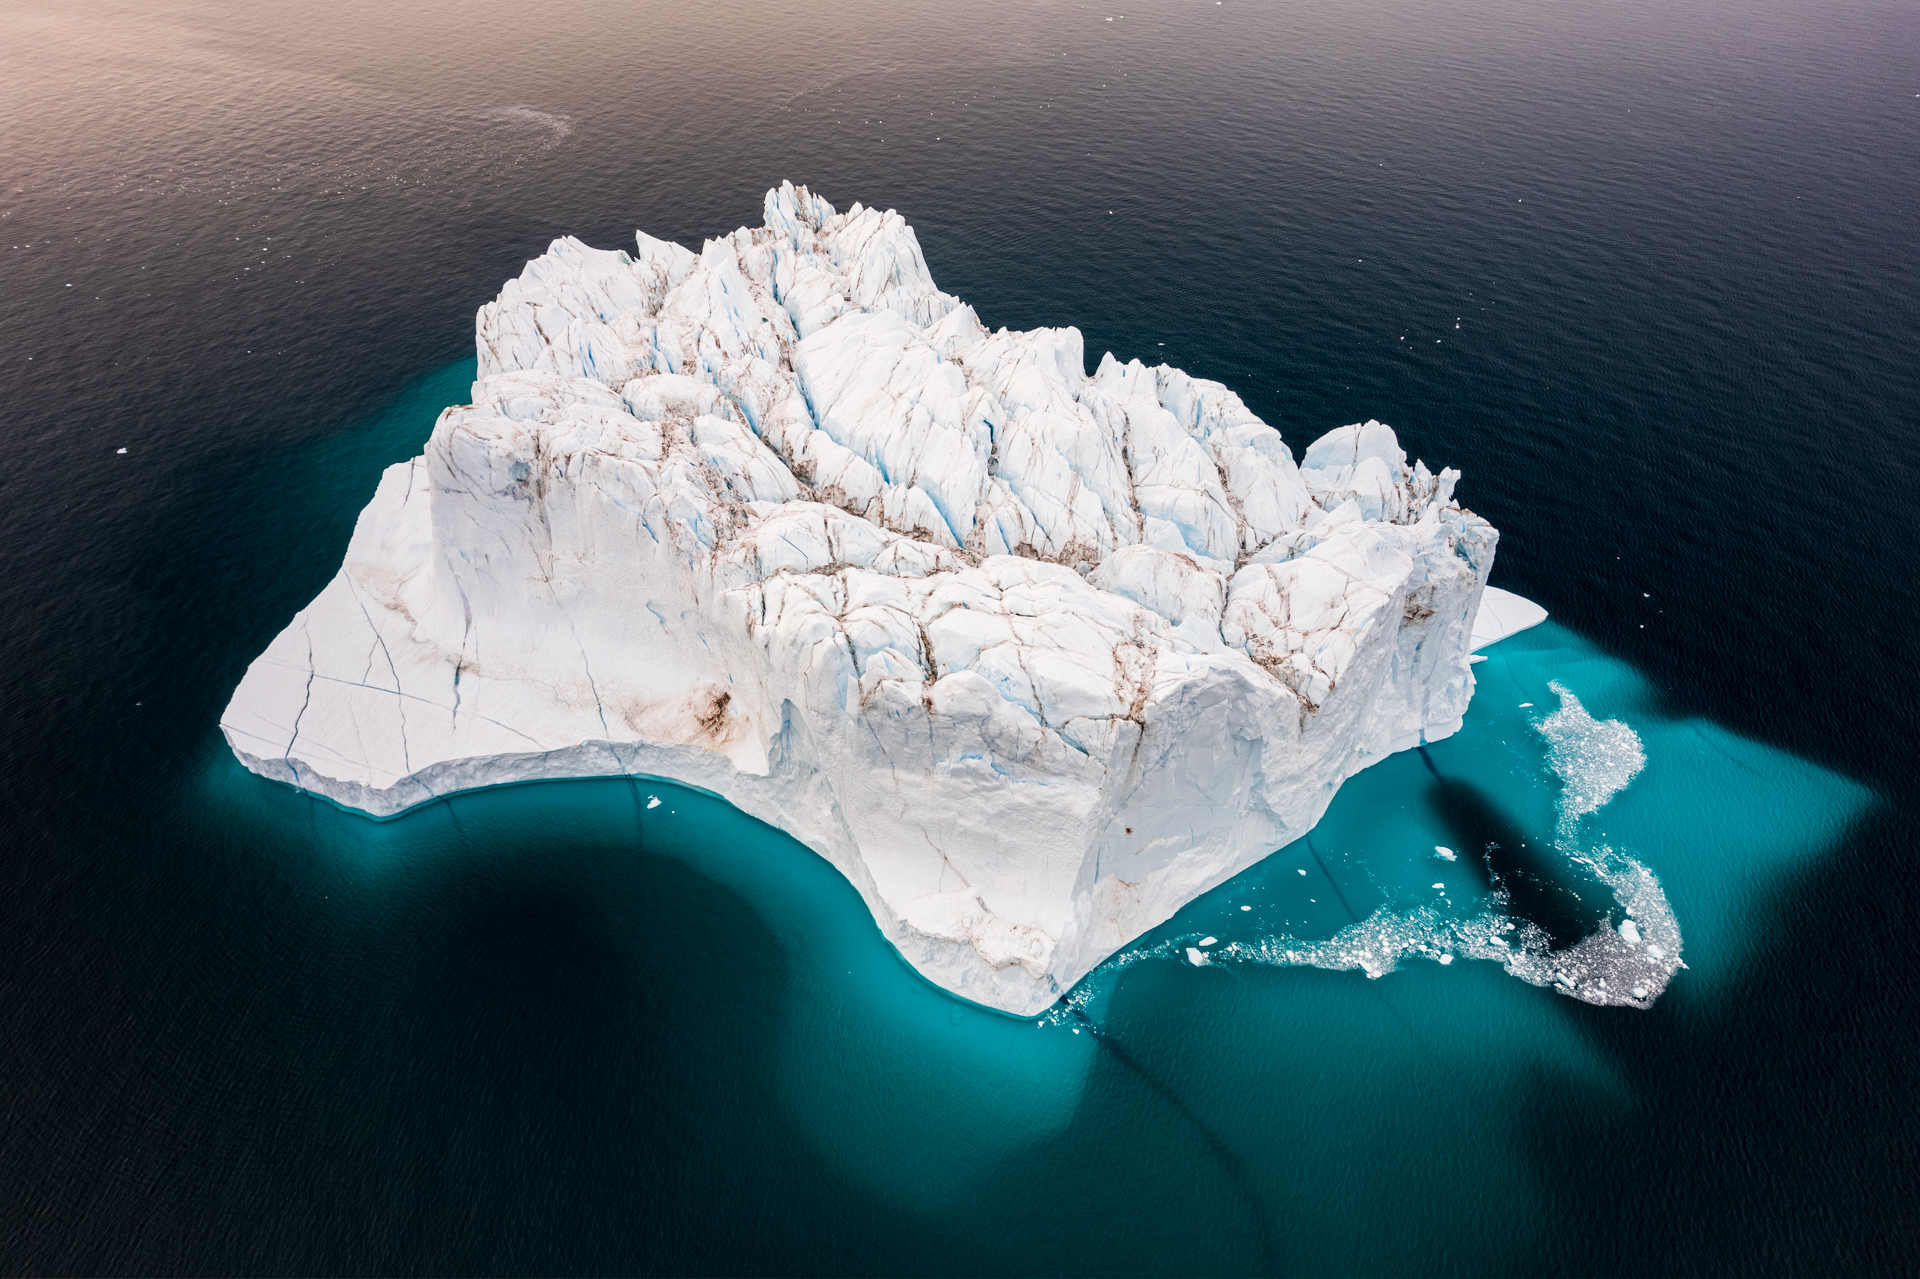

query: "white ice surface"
left=1470, top=586, right=1548, bottom=650
left=222, top=183, right=1537, bottom=1015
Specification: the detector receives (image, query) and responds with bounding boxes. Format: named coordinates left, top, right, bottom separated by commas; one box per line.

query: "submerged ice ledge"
left=222, top=184, right=1547, bottom=1016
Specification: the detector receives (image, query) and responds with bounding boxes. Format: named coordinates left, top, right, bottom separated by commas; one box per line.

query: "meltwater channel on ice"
left=220, top=183, right=1682, bottom=1016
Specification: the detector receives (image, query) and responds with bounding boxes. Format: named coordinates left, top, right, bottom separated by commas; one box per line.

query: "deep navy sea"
left=3, top=1, right=1917, bottom=1273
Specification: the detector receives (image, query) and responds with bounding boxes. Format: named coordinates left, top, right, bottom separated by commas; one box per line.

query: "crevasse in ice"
left=221, top=184, right=1544, bottom=1014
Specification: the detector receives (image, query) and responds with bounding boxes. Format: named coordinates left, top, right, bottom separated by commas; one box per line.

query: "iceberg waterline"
left=222, top=183, right=1551, bottom=1015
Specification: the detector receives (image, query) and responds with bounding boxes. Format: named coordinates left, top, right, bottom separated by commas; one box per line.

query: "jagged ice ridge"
left=222, top=184, right=1546, bottom=1015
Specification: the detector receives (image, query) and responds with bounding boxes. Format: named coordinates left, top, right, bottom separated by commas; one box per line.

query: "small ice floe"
left=116, top=447, right=127, bottom=454
left=1435, top=846, right=1457, bottom=861
left=1619, top=918, right=1643, bottom=946
left=645, top=795, right=661, bottom=809
left=1186, top=946, right=1210, bottom=966
left=1240, top=905, right=1251, bottom=911
left=1646, top=944, right=1665, bottom=959
left=1198, top=936, right=1218, bottom=946
left=1297, top=868, right=1308, bottom=875
left=1519, top=702, right=1533, bottom=708
left=1432, top=883, right=1446, bottom=891
left=1438, top=954, right=1454, bottom=965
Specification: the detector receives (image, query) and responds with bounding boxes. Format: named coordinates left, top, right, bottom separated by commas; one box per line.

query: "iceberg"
left=221, top=184, right=1545, bottom=1015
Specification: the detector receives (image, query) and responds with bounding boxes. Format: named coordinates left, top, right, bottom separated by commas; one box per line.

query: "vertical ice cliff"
left=221, top=184, right=1539, bottom=1015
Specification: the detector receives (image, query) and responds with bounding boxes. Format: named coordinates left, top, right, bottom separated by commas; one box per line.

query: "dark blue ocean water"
left=3, top=0, right=1917, bottom=1273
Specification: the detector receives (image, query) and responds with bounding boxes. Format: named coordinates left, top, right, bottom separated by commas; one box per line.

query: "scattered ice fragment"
left=1186, top=947, right=1210, bottom=966
left=1217, top=684, right=1683, bottom=1010
left=1519, top=702, right=1533, bottom=708
left=645, top=795, right=661, bottom=809
left=116, top=448, right=127, bottom=454
left=1435, top=846, right=1456, bottom=861
left=1298, top=868, right=1308, bottom=876
left=1539, top=683, right=1646, bottom=825
left=1240, top=905, right=1251, bottom=911
left=1199, top=936, right=1218, bottom=946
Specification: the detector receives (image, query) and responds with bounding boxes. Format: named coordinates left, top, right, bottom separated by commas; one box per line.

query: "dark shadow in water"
left=1067, top=1004, right=1280, bottom=1276
left=1303, top=832, right=1436, bottom=1052
left=1302, top=832, right=1365, bottom=923
left=1422, top=773, right=1597, bottom=948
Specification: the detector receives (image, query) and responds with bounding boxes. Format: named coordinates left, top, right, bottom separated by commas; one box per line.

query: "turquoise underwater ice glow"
left=206, top=619, right=1878, bottom=1231
left=200, top=361, right=1880, bottom=1258
left=209, top=359, right=1880, bottom=1023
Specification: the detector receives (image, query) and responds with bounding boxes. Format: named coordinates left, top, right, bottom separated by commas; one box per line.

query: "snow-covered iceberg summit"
left=222, top=184, right=1544, bottom=1015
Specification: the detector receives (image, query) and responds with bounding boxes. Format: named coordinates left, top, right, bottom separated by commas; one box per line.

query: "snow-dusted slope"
left=222, top=184, right=1542, bottom=1015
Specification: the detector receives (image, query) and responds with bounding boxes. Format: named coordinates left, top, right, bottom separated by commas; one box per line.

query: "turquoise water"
left=192, top=367, right=1878, bottom=1274
left=193, top=612, right=1875, bottom=1271
left=8, top=1, right=1917, bottom=1267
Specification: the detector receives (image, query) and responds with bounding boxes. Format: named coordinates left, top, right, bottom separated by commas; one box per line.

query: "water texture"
left=2, top=1, right=1917, bottom=1274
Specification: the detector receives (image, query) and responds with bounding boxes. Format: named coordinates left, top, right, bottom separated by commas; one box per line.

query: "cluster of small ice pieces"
left=221, top=183, right=1547, bottom=1016
left=1138, top=683, right=1682, bottom=1010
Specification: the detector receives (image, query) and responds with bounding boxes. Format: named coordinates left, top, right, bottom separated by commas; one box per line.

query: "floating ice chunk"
left=1186, top=947, right=1210, bottom=966
left=115, top=447, right=127, bottom=454
left=219, top=184, right=1528, bottom=1017
left=1434, top=846, right=1457, bottom=861
left=1432, top=883, right=1446, bottom=890
left=1619, top=918, right=1642, bottom=946
left=1198, top=936, right=1218, bottom=946
left=1298, top=868, right=1308, bottom=875
left=1470, top=586, right=1548, bottom=650
left=646, top=795, right=661, bottom=809
left=1438, top=954, right=1453, bottom=965
left=1241, top=905, right=1251, bottom=911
